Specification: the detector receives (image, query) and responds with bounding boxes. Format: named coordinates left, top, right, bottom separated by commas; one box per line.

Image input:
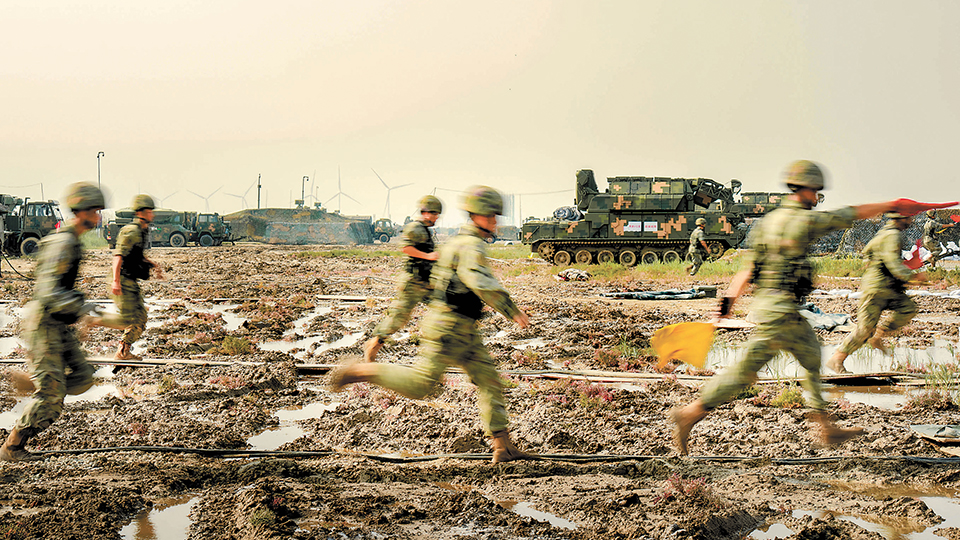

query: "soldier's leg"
left=62, top=329, right=95, bottom=396
left=372, top=280, right=431, bottom=340
left=881, top=294, right=918, bottom=334
left=785, top=317, right=828, bottom=411
left=689, top=252, right=703, bottom=276
left=121, top=278, right=147, bottom=344
left=15, top=324, right=70, bottom=437
left=925, top=240, right=942, bottom=267
left=837, top=293, right=884, bottom=355
left=699, top=318, right=782, bottom=410
left=458, top=334, right=508, bottom=436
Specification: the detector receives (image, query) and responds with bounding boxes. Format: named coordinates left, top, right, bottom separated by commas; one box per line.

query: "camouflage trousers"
left=700, top=310, right=827, bottom=411
left=15, top=310, right=95, bottom=436
left=924, top=239, right=943, bottom=267
left=372, top=278, right=432, bottom=340
left=364, top=307, right=508, bottom=435
left=837, top=288, right=917, bottom=355
left=102, top=276, right=146, bottom=344
left=687, top=248, right=704, bottom=275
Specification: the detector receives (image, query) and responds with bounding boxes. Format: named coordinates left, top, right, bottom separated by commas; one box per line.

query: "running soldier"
left=923, top=209, right=956, bottom=268
left=826, top=213, right=923, bottom=373
left=108, top=194, right=162, bottom=360
left=1, top=183, right=109, bottom=461
left=670, top=160, right=915, bottom=455
left=684, top=217, right=709, bottom=275
left=363, top=195, right=443, bottom=362
left=330, top=186, right=533, bottom=463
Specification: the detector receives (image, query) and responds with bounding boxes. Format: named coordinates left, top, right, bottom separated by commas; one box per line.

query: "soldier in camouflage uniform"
left=107, top=194, right=162, bottom=360
left=684, top=217, right=709, bottom=275
left=0, top=183, right=108, bottom=462
left=363, top=195, right=443, bottom=362
left=826, top=213, right=923, bottom=373
left=670, top=160, right=910, bottom=456
left=923, top=209, right=955, bottom=268
left=330, top=186, right=533, bottom=463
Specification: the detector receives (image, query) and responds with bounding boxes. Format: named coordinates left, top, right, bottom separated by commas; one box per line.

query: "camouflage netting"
left=223, top=208, right=374, bottom=245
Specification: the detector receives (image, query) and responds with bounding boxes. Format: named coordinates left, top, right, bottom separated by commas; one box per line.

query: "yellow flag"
left=652, top=322, right=715, bottom=369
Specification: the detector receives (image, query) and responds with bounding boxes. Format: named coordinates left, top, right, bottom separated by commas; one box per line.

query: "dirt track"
left=0, top=244, right=958, bottom=539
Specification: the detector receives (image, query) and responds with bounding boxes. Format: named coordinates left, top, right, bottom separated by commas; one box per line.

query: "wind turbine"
left=324, top=167, right=359, bottom=212
left=188, top=186, right=222, bottom=212
left=151, top=190, right=179, bottom=208
left=225, top=180, right=256, bottom=210
left=371, top=168, right=413, bottom=222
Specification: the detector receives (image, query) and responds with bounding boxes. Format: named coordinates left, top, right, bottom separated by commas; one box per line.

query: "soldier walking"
left=363, top=195, right=443, bottom=362
left=684, top=217, right=709, bottom=275
left=826, top=213, right=923, bottom=373
left=923, top=209, right=956, bottom=268
left=108, top=194, right=163, bottom=361
left=331, top=186, right=533, bottom=463
left=670, top=160, right=914, bottom=455
left=1, top=183, right=109, bottom=461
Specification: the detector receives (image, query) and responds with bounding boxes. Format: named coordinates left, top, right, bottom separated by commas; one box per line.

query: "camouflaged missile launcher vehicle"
left=522, top=169, right=753, bottom=266
left=223, top=207, right=374, bottom=245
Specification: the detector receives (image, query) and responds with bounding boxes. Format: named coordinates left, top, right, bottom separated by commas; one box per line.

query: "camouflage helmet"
left=418, top=195, right=443, bottom=214
left=886, top=211, right=910, bottom=220
left=784, top=160, right=825, bottom=191
left=695, top=217, right=706, bottom=226
left=926, top=209, right=937, bottom=218
left=132, top=194, right=155, bottom=212
left=461, top=185, right=504, bottom=216
left=64, top=182, right=105, bottom=212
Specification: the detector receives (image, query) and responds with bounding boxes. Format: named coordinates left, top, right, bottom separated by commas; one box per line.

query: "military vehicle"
left=1, top=194, right=64, bottom=256
left=105, top=209, right=232, bottom=248
left=223, top=207, right=374, bottom=245
left=372, top=217, right=398, bottom=243
left=522, top=170, right=753, bottom=266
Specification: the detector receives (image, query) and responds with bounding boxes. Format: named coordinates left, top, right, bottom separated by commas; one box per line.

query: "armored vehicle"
left=1, top=194, right=63, bottom=256
left=223, top=207, right=374, bottom=245
left=105, top=209, right=232, bottom=248
left=522, top=170, right=751, bottom=266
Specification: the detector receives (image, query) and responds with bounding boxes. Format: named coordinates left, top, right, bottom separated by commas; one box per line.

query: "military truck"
left=372, top=217, right=398, bottom=243
left=522, top=170, right=752, bottom=266
left=105, top=209, right=232, bottom=248
left=1, top=194, right=64, bottom=256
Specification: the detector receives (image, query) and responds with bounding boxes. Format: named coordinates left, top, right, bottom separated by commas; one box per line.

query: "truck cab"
left=1, top=194, right=63, bottom=256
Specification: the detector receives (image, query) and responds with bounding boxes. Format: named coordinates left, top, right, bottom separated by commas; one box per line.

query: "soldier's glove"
left=717, top=296, right=734, bottom=318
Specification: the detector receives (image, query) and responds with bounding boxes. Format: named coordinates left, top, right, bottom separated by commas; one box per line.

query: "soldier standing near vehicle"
left=923, top=209, right=956, bottom=268
left=331, top=186, right=533, bottom=463
left=826, top=213, right=923, bottom=373
left=684, top=217, right=709, bottom=275
left=1, top=183, right=108, bottom=462
left=670, top=160, right=916, bottom=456
left=363, top=195, right=443, bottom=363
left=108, top=194, right=163, bottom=361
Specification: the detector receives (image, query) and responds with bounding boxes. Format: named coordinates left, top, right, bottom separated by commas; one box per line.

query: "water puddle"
left=0, top=367, right=120, bottom=428
left=512, top=338, right=547, bottom=350
left=0, top=336, right=24, bottom=356
left=498, top=500, right=578, bottom=530
left=258, top=331, right=364, bottom=359
left=189, top=303, right=246, bottom=331
left=246, top=401, right=341, bottom=451
left=119, top=493, right=198, bottom=540
left=823, top=385, right=919, bottom=410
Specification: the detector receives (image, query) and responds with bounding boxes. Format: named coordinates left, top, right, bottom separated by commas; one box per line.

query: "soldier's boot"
left=825, top=350, right=850, bottom=374
left=0, top=429, right=43, bottom=462
left=670, top=400, right=709, bottom=456
left=328, top=362, right=378, bottom=393
left=363, top=337, right=384, bottom=363
left=809, top=411, right=864, bottom=446
left=490, top=430, right=534, bottom=463
left=868, top=330, right=892, bottom=356
left=114, top=343, right=142, bottom=361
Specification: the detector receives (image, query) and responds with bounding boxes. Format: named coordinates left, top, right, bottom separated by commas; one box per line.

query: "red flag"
left=952, top=215, right=960, bottom=223
left=904, top=240, right=923, bottom=270
left=892, top=199, right=958, bottom=217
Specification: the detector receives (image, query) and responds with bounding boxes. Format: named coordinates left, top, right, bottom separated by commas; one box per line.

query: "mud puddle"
left=823, top=385, right=919, bottom=410
left=119, top=493, right=198, bottom=540
left=0, top=366, right=120, bottom=428
left=247, top=400, right=341, bottom=450
left=498, top=500, right=578, bottom=530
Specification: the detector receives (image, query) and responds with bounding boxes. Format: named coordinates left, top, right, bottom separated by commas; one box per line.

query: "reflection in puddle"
left=498, top=500, right=578, bottom=530
left=823, top=385, right=919, bottom=410
left=120, top=494, right=198, bottom=540
left=1, top=369, right=120, bottom=429
left=189, top=303, right=246, bottom=332
left=749, top=522, right=794, bottom=539
left=247, top=401, right=340, bottom=451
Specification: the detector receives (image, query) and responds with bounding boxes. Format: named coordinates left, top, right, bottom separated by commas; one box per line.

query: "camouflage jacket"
left=862, top=222, right=913, bottom=291
left=688, top=228, right=705, bottom=251
left=923, top=218, right=942, bottom=243
left=400, top=219, right=436, bottom=282
left=431, top=222, right=520, bottom=321
left=115, top=220, right=150, bottom=280
left=744, top=199, right=857, bottom=315
left=32, top=224, right=84, bottom=323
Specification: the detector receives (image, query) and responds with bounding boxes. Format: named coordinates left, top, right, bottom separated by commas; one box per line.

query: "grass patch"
left=80, top=230, right=108, bottom=249
left=212, top=336, right=254, bottom=355
left=487, top=244, right=534, bottom=259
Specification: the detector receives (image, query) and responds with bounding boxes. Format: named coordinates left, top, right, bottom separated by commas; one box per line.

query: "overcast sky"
left=3, top=0, right=959, bottom=227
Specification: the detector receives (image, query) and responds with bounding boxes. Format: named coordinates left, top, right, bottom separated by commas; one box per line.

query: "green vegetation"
left=812, top=256, right=867, bottom=278
left=80, top=230, right=108, bottom=249
left=487, top=244, right=532, bottom=259
left=214, top=336, right=254, bottom=355
left=158, top=374, right=178, bottom=394
left=770, top=384, right=805, bottom=408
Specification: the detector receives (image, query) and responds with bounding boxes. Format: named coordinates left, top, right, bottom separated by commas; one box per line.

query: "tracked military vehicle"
left=522, top=170, right=755, bottom=266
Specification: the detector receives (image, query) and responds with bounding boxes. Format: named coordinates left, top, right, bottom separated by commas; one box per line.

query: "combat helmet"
left=886, top=212, right=910, bottom=220
left=65, top=183, right=106, bottom=212
left=784, top=160, right=825, bottom=191
left=695, top=218, right=706, bottom=226
left=418, top=195, right=443, bottom=214
left=132, top=194, right=156, bottom=212
left=461, top=185, right=504, bottom=216
left=927, top=209, right=937, bottom=218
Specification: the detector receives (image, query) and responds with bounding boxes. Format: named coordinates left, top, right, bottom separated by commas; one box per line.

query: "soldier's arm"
left=399, top=223, right=437, bottom=261
left=879, top=232, right=914, bottom=283
left=35, top=238, right=84, bottom=319
left=458, top=241, right=521, bottom=320
left=401, top=246, right=439, bottom=261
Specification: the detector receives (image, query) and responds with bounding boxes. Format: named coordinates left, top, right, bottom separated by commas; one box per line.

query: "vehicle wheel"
left=640, top=250, right=659, bottom=265
left=574, top=249, right=592, bottom=265
left=554, top=250, right=572, bottom=266
left=596, top=250, right=615, bottom=264
left=378, top=233, right=390, bottom=243
left=199, top=234, right=214, bottom=247
left=19, top=237, right=40, bottom=257
left=619, top=250, right=638, bottom=267
left=662, top=250, right=681, bottom=264
left=537, top=243, right=555, bottom=260
left=169, top=233, right=187, bottom=248
left=706, top=242, right=724, bottom=260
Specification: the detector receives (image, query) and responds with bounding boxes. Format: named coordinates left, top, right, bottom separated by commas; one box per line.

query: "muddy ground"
left=0, top=244, right=958, bottom=540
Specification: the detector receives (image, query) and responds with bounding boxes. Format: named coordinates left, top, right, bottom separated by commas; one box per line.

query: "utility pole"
left=97, top=151, right=104, bottom=189
left=257, top=174, right=262, bottom=209
left=301, top=175, right=309, bottom=207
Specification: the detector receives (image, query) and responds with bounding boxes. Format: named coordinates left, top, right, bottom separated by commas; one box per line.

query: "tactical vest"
left=404, top=221, right=436, bottom=283
left=59, top=235, right=82, bottom=292
left=865, top=226, right=907, bottom=293
left=750, top=213, right=815, bottom=302
left=120, top=224, right=152, bottom=280
left=433, top=234, right=483, bottom=320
